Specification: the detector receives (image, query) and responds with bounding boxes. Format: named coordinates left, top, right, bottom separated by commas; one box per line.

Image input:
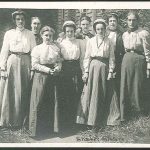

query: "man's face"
left=31, top=18, right=41, bottom=34
left=127, top=14, right=138, bottom=29
left=108, top=16, right=118, bottom=31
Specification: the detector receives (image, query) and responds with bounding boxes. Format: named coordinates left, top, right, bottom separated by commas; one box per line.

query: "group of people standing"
left=0, top=9, right=150, bottom=138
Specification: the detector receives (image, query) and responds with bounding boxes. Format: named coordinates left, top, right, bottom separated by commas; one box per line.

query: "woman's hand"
left=82, top=73, right=88, bottom=83
left=49, top=69, right=54, bottom=75
left=1, top=70, right=8, bottom=79
left=107, top=72, right=113, bottom=80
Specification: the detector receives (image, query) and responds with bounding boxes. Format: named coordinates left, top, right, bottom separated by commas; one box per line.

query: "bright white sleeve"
left=0, top=31, right=10, bottom=70
left=31, top=47, right=51, bottom=73
left=141, top=30, right=150, bottom=69
left=109, top=40, right=115, bottom=73
left=83, top=39, right=91, bottom=74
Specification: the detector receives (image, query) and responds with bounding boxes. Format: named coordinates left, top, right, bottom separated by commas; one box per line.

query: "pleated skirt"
left=29, top=70, right=60, bottom=137
left=76, top=58, right=109, bottom=126
left=120, top=52, right=147, bottom=121
left=0, top=53, right=31, bottom=127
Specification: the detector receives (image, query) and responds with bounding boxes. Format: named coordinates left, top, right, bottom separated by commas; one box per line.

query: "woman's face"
left=15, top=14, right=25, bottom=28
left=42, top=30, right=53, bottom=44
left=127, top=14, right=138, bottom=29
left=108, top=16, right=118, bottom=31
left=95, top=23, right=105, bottom=36
left=65, top=26, right=75, bottom=38
left=31, top=18, right=41, bottom=34
left=80, top=20, right=90, bottom=33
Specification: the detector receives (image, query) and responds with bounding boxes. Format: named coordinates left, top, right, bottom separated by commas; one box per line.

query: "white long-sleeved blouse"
left=60, top=38, right=81, bottom=60
left=0, top=27, right=36, bottom=70
left=122, top=28, right=150, bottom=69
left=31, top=42, right=62, bottom=74
left=83, top=36, right=115, bottom=74
left=59, top=37, right=85, bottom=72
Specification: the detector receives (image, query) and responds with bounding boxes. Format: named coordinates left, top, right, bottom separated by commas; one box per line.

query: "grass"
left=0, top=113, right=150, bottom=143
left=77, top=113, right=150, bottom=143
left=0, top=127, right=32, bottom=143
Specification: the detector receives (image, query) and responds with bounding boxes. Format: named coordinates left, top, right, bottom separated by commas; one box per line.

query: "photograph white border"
left=0, top=1, right=150, bottom=148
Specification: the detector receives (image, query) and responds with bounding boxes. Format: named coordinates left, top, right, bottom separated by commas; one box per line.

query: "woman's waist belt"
left=91, top=56, right=109, bottom=61
left=10, top=51, right=30, bottom=56
left=126, top=49, right=144, bottom=55
left=63, top=59, right=79, bottom=64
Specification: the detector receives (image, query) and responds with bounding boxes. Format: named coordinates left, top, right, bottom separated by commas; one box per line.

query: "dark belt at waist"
left=63, top=59, right=79, bottom=63
left=126, top=49, right=144, bottom=55
left=91, top=56, right=109, bottom=61
left=10, top=51, right=30, bottom=56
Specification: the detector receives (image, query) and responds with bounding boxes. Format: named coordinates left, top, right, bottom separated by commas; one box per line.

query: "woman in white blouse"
left=0, top=10, right=36, bottom=128
left=76, top=19, right=115, bottom=129
left=59, top=21, right=84, bottom=132
left=29, top=26, right=62, bottom=137
left=120, top=11, right=150, bottom=122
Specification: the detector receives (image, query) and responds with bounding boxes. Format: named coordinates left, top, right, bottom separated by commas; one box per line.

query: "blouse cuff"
left=44, top=67, right=51, bottom=74
left=109, top=68, right=114, bottom=73
left=0, top=66, right=6, bottom=71
left=147, top=63, right=150, bottom=69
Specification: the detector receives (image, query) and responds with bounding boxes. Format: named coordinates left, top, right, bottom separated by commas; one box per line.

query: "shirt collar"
left=66, top=37, right=75, bottom=41
left=16, top=27, right=25, bottom=32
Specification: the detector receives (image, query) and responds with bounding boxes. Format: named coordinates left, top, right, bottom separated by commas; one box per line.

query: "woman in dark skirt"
left=29, top=26, right=62, bottom=137
left=59, top=21, right=84, bottom=132
left=76, top=19, right=115, bottom=128
left=105, top=12, right=125, bottom=126
left=120, top=11, right=150, bottom=122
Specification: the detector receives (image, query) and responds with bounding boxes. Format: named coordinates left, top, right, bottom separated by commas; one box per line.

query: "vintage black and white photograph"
left=0, top=1, right=150, bottom=147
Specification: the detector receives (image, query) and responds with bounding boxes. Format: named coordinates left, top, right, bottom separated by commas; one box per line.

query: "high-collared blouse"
left=83, top=36, right=115, bottom=74
left=31, top=42, right=62, bottom=74
left=60, top=37, right=81, bottom=60
left=0, top=27, right=36, bottom=70
left=122, top=27, right=150, bottom=69
left=59, top=37, right=85, bottom=72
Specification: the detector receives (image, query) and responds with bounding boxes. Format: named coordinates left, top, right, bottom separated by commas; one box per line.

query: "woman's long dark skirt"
left=76, top=58, right=109, bottom=126
left=29, top=70, right=60, bottom=137
left=120, top=52, right=147, bottom=121
left=59, top=60, right=83, bottom=132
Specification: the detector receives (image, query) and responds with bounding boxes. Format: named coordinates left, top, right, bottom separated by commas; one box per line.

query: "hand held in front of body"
left=107, top=72, right=113, bottom=80
left=82, top=72, right=88, bottom=84
left=0, top=70, right=8, bottom=79
left=49, top=68, right=60, bottom=76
